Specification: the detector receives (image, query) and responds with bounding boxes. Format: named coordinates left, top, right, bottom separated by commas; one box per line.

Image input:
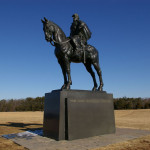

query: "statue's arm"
left=70, top=24, right=75, bottom=37
left=78, top=21, right=85, bottom=29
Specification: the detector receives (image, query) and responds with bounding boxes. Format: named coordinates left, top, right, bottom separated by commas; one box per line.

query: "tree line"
left=0, top=97, right=150, bottom=112
left=114, top=97, right=150, bottom=109
left=0, top=97, right=44, bottom=112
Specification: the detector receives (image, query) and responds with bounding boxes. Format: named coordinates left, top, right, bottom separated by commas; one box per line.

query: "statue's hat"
left=72, top=13, right=79, bottom=19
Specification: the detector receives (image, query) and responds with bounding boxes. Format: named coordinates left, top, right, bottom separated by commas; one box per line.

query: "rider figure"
left=70, top=13, right=92, bottom=52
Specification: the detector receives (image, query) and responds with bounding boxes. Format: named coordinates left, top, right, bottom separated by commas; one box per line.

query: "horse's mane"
left=48, top=20, right=66, bottom=37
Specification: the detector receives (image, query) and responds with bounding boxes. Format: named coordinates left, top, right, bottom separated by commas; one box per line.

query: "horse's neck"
left=53, top=26, right=67, bottom=43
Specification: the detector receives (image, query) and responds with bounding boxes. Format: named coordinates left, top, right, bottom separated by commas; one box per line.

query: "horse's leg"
left=64, top=59, right=72, bottom=90
left=93, top=62, right=104, bottom=91
left=84, top=62, right=97, bottom=91
left=58, top=60, right=67, bottom=89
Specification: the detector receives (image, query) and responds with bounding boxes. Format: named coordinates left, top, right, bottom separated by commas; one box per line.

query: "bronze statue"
left=70, top=13, right=91, bottom=52
left=41, top=14, right=104, bottom=91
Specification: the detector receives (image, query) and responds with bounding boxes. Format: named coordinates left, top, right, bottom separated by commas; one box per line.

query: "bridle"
left=48, top=26, right=70, bottom=46
left=49, top=36, right=71, bottom=46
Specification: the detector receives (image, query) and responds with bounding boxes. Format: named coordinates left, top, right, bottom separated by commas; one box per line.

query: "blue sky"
left=0, top=0, right=150, bottom=99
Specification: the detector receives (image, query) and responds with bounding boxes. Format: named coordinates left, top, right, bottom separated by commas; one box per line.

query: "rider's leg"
left=72, top=35, right=81, bottom=51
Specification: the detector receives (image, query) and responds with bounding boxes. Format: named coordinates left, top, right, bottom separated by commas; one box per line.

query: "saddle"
left=73, top=44, right=87, bottom=63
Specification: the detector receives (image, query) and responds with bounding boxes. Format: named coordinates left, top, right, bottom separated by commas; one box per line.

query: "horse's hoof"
left=92, top=87, right=97, bottom=91
left=66, top=85, right=70, bottom=90
left=61, top=84, right=66, bottom=90
left=98, top=86, right=103, bottom=91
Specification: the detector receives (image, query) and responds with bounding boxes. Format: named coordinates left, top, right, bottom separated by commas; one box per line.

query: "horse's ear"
left=41, top=19, right=45, bottom=24
left=44, top=17, right=48, bottom=22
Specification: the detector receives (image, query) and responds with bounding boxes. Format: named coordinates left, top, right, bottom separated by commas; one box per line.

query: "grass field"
left=0, top=110, right=150, bottom=150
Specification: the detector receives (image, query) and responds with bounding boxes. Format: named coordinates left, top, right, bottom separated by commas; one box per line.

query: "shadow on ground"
left=0, top=122, right=43, bottom=133
left=0, top=122, right=42, bottom=128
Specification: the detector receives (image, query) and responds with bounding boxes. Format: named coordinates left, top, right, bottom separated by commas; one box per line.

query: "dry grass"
left=0, top=110, right=150, bottom=150
left=92, top=135, right=150, bottom=150
left=115, top=109, right=150, bottom=130
left=0, top=112, right=43, bottom=150
left=0, top=111, right=43, bottom=124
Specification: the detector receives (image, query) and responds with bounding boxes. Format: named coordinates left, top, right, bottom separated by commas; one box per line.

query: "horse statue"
left=41, top=17, right=104, bottom=91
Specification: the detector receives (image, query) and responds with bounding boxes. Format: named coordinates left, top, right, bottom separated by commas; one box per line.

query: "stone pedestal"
left=43, top=90, right=115, bottom=140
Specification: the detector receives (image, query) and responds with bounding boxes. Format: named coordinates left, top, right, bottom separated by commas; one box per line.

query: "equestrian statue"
left=41, top=14, right=104, bottom=91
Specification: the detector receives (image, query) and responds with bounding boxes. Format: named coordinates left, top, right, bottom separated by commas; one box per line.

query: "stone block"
left=43, top=90, right=115, bottom=140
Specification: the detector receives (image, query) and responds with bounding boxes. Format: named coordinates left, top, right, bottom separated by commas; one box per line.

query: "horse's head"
left=41, top=17, right=55, bottom=42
